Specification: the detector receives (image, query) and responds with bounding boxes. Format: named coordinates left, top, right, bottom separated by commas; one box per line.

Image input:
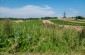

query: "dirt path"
left=14, top=20, right=24, bottom=23
left=43, top=20, right=54, bottom=25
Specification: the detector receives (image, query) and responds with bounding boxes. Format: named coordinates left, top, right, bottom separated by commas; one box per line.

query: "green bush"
left=76, top=16, right=84, bottom=20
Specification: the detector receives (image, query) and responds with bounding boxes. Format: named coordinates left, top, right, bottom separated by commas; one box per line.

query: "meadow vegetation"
left=0, top=19, right=85, bottom=55
left=51, top=19, right=85, bottom=26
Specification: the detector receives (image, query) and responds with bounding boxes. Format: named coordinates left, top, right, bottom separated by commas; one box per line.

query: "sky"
left=0, top=0, right=85, bottom=18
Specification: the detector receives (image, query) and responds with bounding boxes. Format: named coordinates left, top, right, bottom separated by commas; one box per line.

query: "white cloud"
left=0, top=5, right=56, bottom=18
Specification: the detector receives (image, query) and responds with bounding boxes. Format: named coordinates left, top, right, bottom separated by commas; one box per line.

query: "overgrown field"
left=0, top=19, right=85, bottom=55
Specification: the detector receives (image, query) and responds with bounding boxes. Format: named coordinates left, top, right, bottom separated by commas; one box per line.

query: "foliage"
left=0, top=19, right=85, bottom=55
left=75, top=16, right=84, bottom=20
left=41, top=17, right=57, bottom=20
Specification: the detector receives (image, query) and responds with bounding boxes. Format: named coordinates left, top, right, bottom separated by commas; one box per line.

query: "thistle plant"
left=2, top=19, right=13, bottom=38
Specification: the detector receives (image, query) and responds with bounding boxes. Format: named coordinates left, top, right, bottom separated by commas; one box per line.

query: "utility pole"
left=63, top=12, right=66, bottom=18
left=63, top=12, right=66, bottom=27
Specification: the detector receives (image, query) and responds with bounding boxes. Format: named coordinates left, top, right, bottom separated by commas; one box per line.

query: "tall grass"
left=0, top=19, right=85, bottom=55
left=79, top=27, right=85, bottom=47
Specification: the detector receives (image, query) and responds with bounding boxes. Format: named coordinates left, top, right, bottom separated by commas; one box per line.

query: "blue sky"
left=0, top=0, right=85, bottom=18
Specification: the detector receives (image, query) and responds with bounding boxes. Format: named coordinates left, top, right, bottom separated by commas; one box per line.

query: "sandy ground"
left=43, top=20, right=54, bottom=25
left=14, top=20, right=24, bottom=23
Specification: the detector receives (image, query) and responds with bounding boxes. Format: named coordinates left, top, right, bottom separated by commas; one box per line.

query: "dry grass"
left=63, top=25, right=83, bottom=31
left=43, top=20, right=83, bottom=31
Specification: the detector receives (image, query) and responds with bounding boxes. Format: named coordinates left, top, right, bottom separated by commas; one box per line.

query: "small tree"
left=75, top=16, right=84, bottom=20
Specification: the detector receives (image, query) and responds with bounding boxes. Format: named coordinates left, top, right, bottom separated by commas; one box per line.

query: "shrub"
left=75, top=16, right=84, bottom=20
left=2, top=19, right=13, bottom=38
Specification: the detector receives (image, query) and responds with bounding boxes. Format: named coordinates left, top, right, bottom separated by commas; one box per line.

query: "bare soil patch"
left=14, top=20, right=24, bottom=23
left=43, top=20, right=54, bottom=25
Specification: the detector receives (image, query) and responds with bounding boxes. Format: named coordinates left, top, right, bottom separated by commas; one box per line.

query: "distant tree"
left=75, top=16, right=84, bottom=20
left=72, top=17, right=74, bottom=18
left=23, top=19, right=26, bottom=22
left=41, top=17, right=58, bottom=20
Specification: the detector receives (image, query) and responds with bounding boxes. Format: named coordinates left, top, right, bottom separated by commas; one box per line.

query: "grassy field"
left=0, top=19, right=85, bottom=55
left=50, top=19, right=85, bottom=26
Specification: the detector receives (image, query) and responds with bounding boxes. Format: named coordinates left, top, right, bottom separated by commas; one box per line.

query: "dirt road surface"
left=43, top=20, right=54, bottom=25
left=15, top=20, right=24, bottom=23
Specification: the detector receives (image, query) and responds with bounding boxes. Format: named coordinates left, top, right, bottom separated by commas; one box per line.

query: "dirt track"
left=15, top=20, right=24, bottom=23
left=43, top=20, right=54, bottom=24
